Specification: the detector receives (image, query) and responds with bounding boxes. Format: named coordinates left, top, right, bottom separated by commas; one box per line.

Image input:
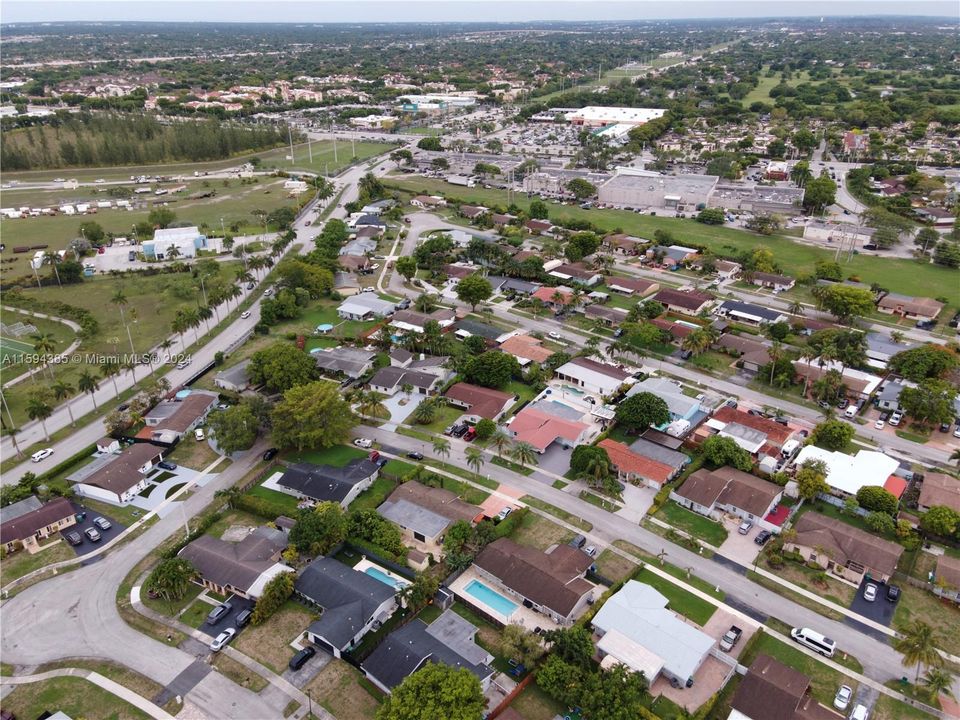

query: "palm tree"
left=198, top=306, right=214, bottom=332
left=26, top=389, right=54, bottom=441
left=922, top=667, right=955, bottom=702
left=171, top=313, right=188, bottom=350
left=166, top=245, right=182, bottom=261
left=788, top=299, right=804, bottom=316
left=490, top=428, right=512, bottom=458
left=465, top=447, right=485, bottom=475
left=358, top=391, right=389, bottom=419
left=78, top=369, right=100, bottom=411
left=44, top=251, right=62, bottom=287
left=236, top=268, right=254, bottom=286
left=768, top=340, right=784, bottom=386
left=893, top=620, right=943, bottom=683
left=29, top=332, right=57, bottom=380
left=6, top=426, right=23, bottom=459
left=581, top=452, right=612, bottom=489
left=510, top=440, right=537, bottom=469
left=111, top=288, right=136, bottom=355
left=890, top=330, right=905, bottom=344
left=681, top=329, right=712, bottom=358
left=432, top=437, right=451, bottom=460
left=101, top=360, right=122, bottom=399
left=414, top=293, right=437, bottom=313
left=52, top=379, right=76, bottom=426
left=952, top=448, right=960, bottom=467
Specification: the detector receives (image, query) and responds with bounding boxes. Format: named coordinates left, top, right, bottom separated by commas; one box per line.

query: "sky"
left=2, top=0, right=957, bottom=24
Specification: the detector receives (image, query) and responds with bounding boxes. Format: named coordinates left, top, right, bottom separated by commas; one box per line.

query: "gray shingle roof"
left=277, top=460, right=379, bottom=503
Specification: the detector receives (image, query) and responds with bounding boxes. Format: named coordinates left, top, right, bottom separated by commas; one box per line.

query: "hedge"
left=161, top=510, right=223, bottom=560
left=234, top=493, right=291, bottom=521
left=35, top=443, right=98, bottom=484
left=493, top=506, right=529, bottom=539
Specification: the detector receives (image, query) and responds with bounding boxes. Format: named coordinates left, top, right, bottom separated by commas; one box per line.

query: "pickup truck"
left=719, top=626, right=742, bottom=652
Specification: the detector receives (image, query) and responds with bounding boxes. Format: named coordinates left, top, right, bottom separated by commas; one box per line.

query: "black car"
left=117, top=403, right=130, bottom=412
left=206, top=602, right=233, bottom=625
left=157, top=461, right=177, bottom=471
left=837, top=398, right=849, bottom=410
left=289, top=646, right=316, bottom=671
left=679, top=349, right=693, bottom=360
left=939, top=423, right=951, bottom=433
left=754, top=530, right=773, bottom=546
left=406, top=451, right=424, bottom=460
left=886, top=585, right=901, bottom=602
left=65, top=531, right=83, bottom=546
left=451, top=424, right=469, bottom=438
left=235, top=608, right=253, bottom=627
left=262, top=448, right=279, bottom=461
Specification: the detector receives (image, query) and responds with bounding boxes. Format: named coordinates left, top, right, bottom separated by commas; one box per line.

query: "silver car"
left=210, top=627, right=236, bottom=652
left=833, top=684, right=852, bottom=711
left=863, top=583, right=878, bottom=602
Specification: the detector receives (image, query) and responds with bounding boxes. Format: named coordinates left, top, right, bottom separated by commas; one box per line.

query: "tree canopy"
left=249, top=342, right=316, bottom=393
left=614, top=392, right=670, bottom=434
left=271, top=381, right=355, bottom=451
left=376, top=663, right=485, bottom=720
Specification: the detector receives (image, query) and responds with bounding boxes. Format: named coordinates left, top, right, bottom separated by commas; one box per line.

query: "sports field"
left=0, top=335, right=34, bottom=366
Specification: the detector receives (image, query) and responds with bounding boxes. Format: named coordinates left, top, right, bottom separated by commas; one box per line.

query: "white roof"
left=627, top=377, right=699, bottom=419
left=566, top=106, right=667, bottom=124
left=152, top=226, right=201, bottom=242
left=598, top=628, right=664, bottom=679
left=247, top=562, right=290, bottom=598
left=338, top=295, right=395, bottom=315
left=555, top=360, right=623, bottom=394
left=592, top=581, right=714, bottom=681
left=794, top=446, right=899, bottom=496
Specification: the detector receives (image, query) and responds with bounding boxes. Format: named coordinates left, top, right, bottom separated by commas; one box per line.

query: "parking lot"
left=847, top=578, right=899, bottom=627
left=193, top=594, right=255, bottom=641
left=60, top=503, right=126, bottom=557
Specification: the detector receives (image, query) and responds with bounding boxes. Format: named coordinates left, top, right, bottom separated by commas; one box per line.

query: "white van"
left=790, top=627, right=836, bottom=657
left=194, top=428, right=205, bottom=441
left=844, top=405, right=858, bottom=418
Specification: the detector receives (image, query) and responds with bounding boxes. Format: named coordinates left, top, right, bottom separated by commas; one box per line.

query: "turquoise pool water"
left=464, top=579, right=518, bottom=616
left=364, top=566, right=409, bottom=589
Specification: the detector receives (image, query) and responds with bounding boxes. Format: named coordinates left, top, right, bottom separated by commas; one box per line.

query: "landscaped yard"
left=508, top=511, right=574, bottom=552
left=304, top=659, right=383, bottom=720
left=245, top=483, right=301, bottom=514
left=0, top=541, right=75, bottom=587
left=1, top=676, right=151, bottom=720
left=633, top=568, right=717, bottom=625
left=686, top=350, right=736, bottom=375
left=78, top=497, right=145, bottom=527
left=232, top=600, right=317, bottom=674
left=522, top=497, right=592, bottom=532
left=654, top=501, right=729, bottom=547
left=350, top=476, right=400, bottom=512
left=141, top=581, right=204, bottom=618
left=405, top=401, right=465, bottom=434
left=511, top=681, right=567, bottom=720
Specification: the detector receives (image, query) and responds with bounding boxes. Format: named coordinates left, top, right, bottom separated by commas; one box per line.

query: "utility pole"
left=333, top=134, right=338, bottom=163
left=287, top=125, right=295, bottom=166
left=308, top=138, right=313, bottom=163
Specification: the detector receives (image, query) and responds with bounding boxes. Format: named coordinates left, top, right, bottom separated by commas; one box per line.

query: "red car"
left=97, top=246, right=106, bottom=254
left=463, top=427, right=477, bottom=441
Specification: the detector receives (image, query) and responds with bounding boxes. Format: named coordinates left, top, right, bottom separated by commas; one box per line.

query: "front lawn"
left=634, top=568, right=717, bottom=625
left=245, top=484, right=301, bottom=514
left=654, top=501, right=729, bottom=546
left=0, top=540, right=75, bottom=587
left=141, top=581, right=204, bottom=618
left=233, top=600, right=317, bottom=674
left=349, top=476, right=400, bottom=512
left=287, top=444, right=369, bottom=467
left=892, top=582, right=960, bottom=657
left=508, top=511, right=574, bottom=551
left=164, top=436, right=223, bottom=471
left=405, top=401, right=465, bottom=434
left=595, top=549, right=639, bottom=583
left=305, top=660, right=383, bottom=720
left=686, top=350, right=735, bottom=375
left=1, top=676, right=151, bottom=720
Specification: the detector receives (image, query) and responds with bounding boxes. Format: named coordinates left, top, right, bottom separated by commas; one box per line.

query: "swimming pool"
left=364, top=566, right=409, bottom=589
left=464, top=579, right=518, bottom=616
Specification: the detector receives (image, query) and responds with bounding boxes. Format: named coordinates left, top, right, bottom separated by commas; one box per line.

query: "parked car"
left=889, top=412, right=903, bottom=427
left=754, top=530, right=772, bottom=546
left=65, top=531, right=83, bottom=546
left=246, top=282, right=255, bottom=290
left=406, top=451, right=424, bottom=460
left=886, top=585, right=901, bottom=602
left=939, top=422, right=951, bottom=433
left=93, top=517, right=112, bottom=531
left=849, top=703, right=869, bottom=720
left=569, top=534, right=587, bottom=549
left=289, top=646, right=316, bottom=671
left=207, top=602, right=233, bottom=625
left=497, top=507, right=513, bottom=521
left=31, top=448, right=54, bottom=463
left=84, top=527, right=101, bottom=542
left=235, top=609, right=253, bottom=627
left=833, top=685, right=853, bottom=711
left=194, top=428, right=205, bottom=441
left=210, top=628, right=237, bottom=652
left=837, top=398, right=849, bottom=410
left=262, top=448, right=279, bottom=461
left=451, top=424, right=469, bottom=438
left=463, top=427, right=477, bottom=441
left=584, top=545, right=597, bottom=557
left=240, top=311, right=251, bottom=319
left=874, top=419, right=885, bottom=430
left=548, top=331, right=562, bottom=340
left=353, top=438, right=373, bottom=448
left=158, top=461, right=177, bottom=471
left=863, top=583, right=878, bottom=602
left=738, top=520, right=754, bottom=535
left=719, top=626, right=742, bottom=652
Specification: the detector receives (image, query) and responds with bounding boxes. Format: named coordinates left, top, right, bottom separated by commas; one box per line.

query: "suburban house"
left=1, top=497, right=77, bottom=554
left=524, top=219, right=554, bottom=235
left=295, top=557, right=399, bottom=658
left=715, top=300, right=787, bottom=326
left=362, top=609, right=494, bottom=694
left=337, top=295, right=397, bottom=321
left=785, top=511, right=904, bottom=584
left=730, top=654, right=841, bottom=720
left=865, top=333, right=918, bottom=369
left=491, top=213, right=517, bottom=227
left=459, top=204, right=488, bottom=220
left=713, top=260, right=742, bottom=280
left=602, top=233, right=647, bottom=256
left=934, top=556, right=960, bottom=602
left=793, top=446, right=903, bottom=500
left=585, top=304, right=629, bottom=326
left=444, top=383, right=514, bottom=422
left=389, top=308, right=456, bottom=334
left=671, top=467, right=783, bottom=528
left=651, top=287, right=714, bottom=316
left=214, top=359, right=252, bottom=393
left=70, top=443, right=163, bottom=504
left=651, top=317, right=695, bottom=343
left=877, top=293, right=944, bottom=322
left=274, top=459, right=380, bottom=508
left=548, top=262, right=602, bottom=287
left=339, top=255, right=371, bottom=274
left=791, top=359, right=883, bottom=399
left=716, top=334, right=771, bottom=373
left=471, top=538, right=595, bottom=625
left=531, top=285, right=574, bottom=309
left=141, top=391, right=218, bottom=443
left=704, top=407, right=796, bottom=457
left=410, top=195, right=446, bottom=209
left=553, top=357, right=633, bottom=396
left=509, top=405, right=592, bottom=453
left=605, top=276, right=659, bottom=297
left=629, top=436, right=691, bottom=478
left=377, top=480, right=483, bottom=558
left=313, top=347, right=377, bottom=380
left=178, top=527, right=288, bottom=599
left=597, top=439, right=678, bottom=489
left=96, top=437, right=122, bottom=454
left=626, top=377, right=703, bottom=435
left=498, top=333, right=553, bottom=366
left=748, top=272, right=796, bottom=292
left=142, top=226, right=208, bottom=260
left=918, top=472, right=960, bottom=513
left=592, top=581, right=714, bottom=687
left=369, top=364, right=447, bottom=396
left=876, top=380, right=913, bottom=412
left=646, top=245, right=698, bottom=268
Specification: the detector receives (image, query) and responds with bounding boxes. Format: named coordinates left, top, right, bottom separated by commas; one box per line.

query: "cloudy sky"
left=3, top=0, right=957, bottom=24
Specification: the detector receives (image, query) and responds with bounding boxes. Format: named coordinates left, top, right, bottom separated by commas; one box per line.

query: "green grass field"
left=655, top=501, right=730, bottom=546
left=387, top=177, right=960, bottom=304
left=0, top=335, right=34, bottom=365
left=1, top=676, right=152, bottom=720
left=256, top=140, right=397, bottom=176
left=633, top=568, right=717, bottom=625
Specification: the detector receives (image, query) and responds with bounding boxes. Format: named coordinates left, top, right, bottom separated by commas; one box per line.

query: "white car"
left=849, top=704, right=869, bottom=720
left=353, top=438, right=373, bottom=448
left=833, top=685, right=852, bottom=711
left=548, top=331, right=562, bottom=340
left=874, top=420, right=885, bottom=430
left=863, top=583, right=878, bottom=602
left=240, top=311, right=251, bottom=319
left=210, top=627, right=236, bottom=652
left=95, top=178, right=105, bottom=184
left=889, top=412, right=903, bottom=427
left=31, top=448, right=54, bottom=463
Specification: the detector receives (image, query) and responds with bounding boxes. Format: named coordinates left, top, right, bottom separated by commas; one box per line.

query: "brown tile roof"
left=552, top=263, right=598, bottom=281
left=651, top=288, right=714, bottom=312
left=380, top=480, right=483, bottom=525
left=498, top=334, right=553, bottom=364
left=568, top=356, right=632, bottom=381
left=0, top=497, right=75, bottom=545
left=531, top=286, right=573, bottom=305
left=711, top=466, right=782, bottom=517
left=651, top=317, right=695, bottom=339
left=751, top=271, right=794, bottom=287
left=474, top=538, right=593, bottom=617
left=156, top=393, right=217, bottom=434
left=877, top=294, right=944, bottom=317
left=491, top=213, right=516, bottom=226
left=585, top=304, right=628, bottom=323
left=598, top=439, right=673, bottom=486
left=80, top=443, right=163, bottom=495
left=712, top=407, right=794, bottom=447
left=731, top=654, right=811, bottom=720
left=936, top=555, right=960, bottom=590
left=674, top=468, right=728, bottom=508
left=338, top=255, right=369, bottom=271
left=444, top=382, right=513, bottom=419
left=444, top=264, right=478, bottom=280
left=179, top=527, right=286, bottom=593
left=606, top=276, right=658, bottom=295
left=603, top=233, right=646, bottom=250
left=792, top=511, right=903, bottom=578
left=919, top=473, right=960, bottom=512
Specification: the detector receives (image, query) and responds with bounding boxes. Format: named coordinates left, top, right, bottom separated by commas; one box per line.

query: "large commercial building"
left=598, top=170, right=719, bottom=212
left=143, top=226, right=209, bottom=260
left=565, top=106, right=667, bottom=127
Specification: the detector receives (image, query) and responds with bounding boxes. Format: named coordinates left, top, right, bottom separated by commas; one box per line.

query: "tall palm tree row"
left=51, top=379, right=77, bottom=426
left=77, top=370, right=100, bottom=411
left=26, top=389, right=54, bottom=441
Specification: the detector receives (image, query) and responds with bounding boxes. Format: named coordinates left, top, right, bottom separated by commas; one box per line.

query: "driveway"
left=536, top=443, right=573, bottom=476
left=61, top=503, right=126, bottom=557
left=847, top=578, right=899, bottom=627
left=194, top=594, right=256, bottom=641
left=615, top=483, right=655, bottom=524
left=380, top=392, right=424, bottom=431
left=716, top=516, right=763, bottom=562
left=129, top=466, right=201, bottom=514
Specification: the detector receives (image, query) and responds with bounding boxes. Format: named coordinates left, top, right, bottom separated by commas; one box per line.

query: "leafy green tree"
left=866, top=511, right=895, bottom=534
left=267, top=206, right=296, bottom=230
left=289, top=502, right=347, bottom=554
left=614, top=392, right=669, bottom=434
left=416, top=136, right=443, bottom=151
left=395, top=256, right=417, bottom=281
left=933, top=241, right=960, bottom=269
left=810, top=419, right=854, bottom=451
left=920, top=506, right=960, bottom=537
left=251, top=571, right=296, bottom=625
left=500, top=623, right=545, bottom=666
left=566, top=178, right=597, bottom=201
left=348, top=508, right=406, bottom=557
left=249, top=342, right=316, bottom=393
left=696, top=208, right=725, bottom=225
left=376, top=663, right=484, bottom=720
left=271, top=381, right=355, bottom=451
left=147, top=207, right=176, bottom=228
left=872, top=226, right=900, bottom=249
left=207, top=404, right=258, bottom=454
left=701, top=435, right=753, bottom=471
left=570, top=445, right=611, bottom=476
left=455, top=274, right=493, bottom=310
left=889, top=345, right=959, bottom=382
left=803, top=174, right=837, bottom=213
left=528, top=200, right=549, bottom=219
left=474, top=418, right=496, bottom=440
left=543, top=625, right=595, bottom=667
left=564, top=232, right=601, bottom=262
left=146, top=558, right=195, bottom=602
left=856, top=486, right=899, bottom=515
left=78, top=221, right=105, bottom=244
left=796, top=459, right=829, bottom=501
left=899, top=379, right=957, bottom=427
left=464, top=351, right=520, bottom=389
left=819, top=285, right=875, bottom=323
left=399, top=572, right=440, bottom=611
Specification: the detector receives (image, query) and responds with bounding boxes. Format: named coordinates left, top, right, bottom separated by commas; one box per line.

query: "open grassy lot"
left=892, top=582, right=960, bottom=657
left=164, top=436, right=224, bottom=471
left=508, top=510, right=574, bottom=551
left=386, top=177, right=960, bottom=304
left=205, top=509, right=269, bottom=538
left=654, top=501, right=729, bottom=546
left=287, top=444, right=368, bottom=466
left=872, top=692, right=939, bottom=720
left=595, top=549, right=639, bottom=583
left=0, top=313, right=77, bottom=377
left=406, top=400, right=465, bottom=434
left=522, top=496, right=592, bottom=532
left=232, top=599, right=317, bottom=674
left=258, top=140, right=396, bottom=176
left=305, top=659, right=383, bottom=720
left=740, top=631, right=854, bottom=707
left=211, top=652, right=268, bottom=692
left=0, top=540, right=75, bottom=587
left=245, top=483, right=301, bottom=513
left=1, top=676, right=152, bottom=720
left=511, top=681, right=567, bottom=720
left=35, top=659, right=180, bottom=715
left=634, top=568, right=717, bottom=625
